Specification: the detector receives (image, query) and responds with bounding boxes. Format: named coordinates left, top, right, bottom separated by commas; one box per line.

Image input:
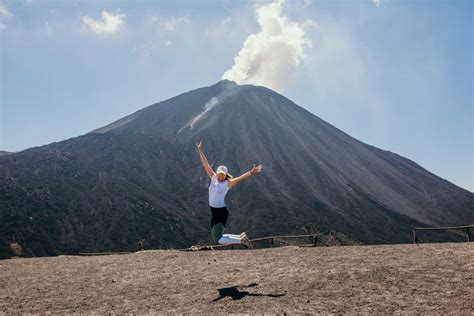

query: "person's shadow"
left=212, top=283, right=285, bottom=302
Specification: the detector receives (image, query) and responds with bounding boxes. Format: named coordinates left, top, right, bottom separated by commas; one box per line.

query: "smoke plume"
left=178, top=84, right=238, bottom=134
left=222, top=0, right=312, bottom=92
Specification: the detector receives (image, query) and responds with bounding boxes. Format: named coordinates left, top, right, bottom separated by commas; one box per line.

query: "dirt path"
left=0, top=243, right=473, bottom=313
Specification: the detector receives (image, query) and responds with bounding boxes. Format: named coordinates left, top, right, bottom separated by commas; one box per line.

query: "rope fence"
left=412, top=225, right=473, bottom=244
left=73, top=226, right=474, bottom=255
left=184, top=234, right=319, bottom=251
left=250, top=234, right=318, bottom=246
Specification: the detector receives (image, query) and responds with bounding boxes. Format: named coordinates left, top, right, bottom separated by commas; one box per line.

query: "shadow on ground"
left=212, top=283, right=285, bottom=302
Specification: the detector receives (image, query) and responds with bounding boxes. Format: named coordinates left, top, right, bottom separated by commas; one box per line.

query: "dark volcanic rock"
left=0, top=80, right=472, bottom=258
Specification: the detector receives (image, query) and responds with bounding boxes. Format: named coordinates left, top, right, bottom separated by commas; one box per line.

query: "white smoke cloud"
left=82, top=11, right=124, bottom=35
left=178, top=85, right=238, bottom=134
left=222, top=0, right=312, bottom=92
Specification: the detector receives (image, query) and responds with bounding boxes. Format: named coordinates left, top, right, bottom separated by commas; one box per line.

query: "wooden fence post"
left=138, top=239, right=145, bottom=251
left=411, top=225, right=473, bottom=244
left=313, top=235, right=317, bottom=246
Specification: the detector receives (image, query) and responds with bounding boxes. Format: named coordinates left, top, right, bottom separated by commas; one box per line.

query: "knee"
left=211, top=223, right=224, bottom=243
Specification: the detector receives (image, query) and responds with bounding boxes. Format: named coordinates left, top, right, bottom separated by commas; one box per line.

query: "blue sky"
left=1, top=0, right=472, bottom=191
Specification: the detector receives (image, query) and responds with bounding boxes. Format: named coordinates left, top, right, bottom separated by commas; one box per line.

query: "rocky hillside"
left=0, top=80, right=472, bottom=258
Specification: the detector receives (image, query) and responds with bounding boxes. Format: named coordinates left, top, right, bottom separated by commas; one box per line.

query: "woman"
left=196, top=140, right=263, bottom=248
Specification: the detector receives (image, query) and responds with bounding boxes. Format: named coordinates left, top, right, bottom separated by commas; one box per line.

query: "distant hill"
left=0, top=80, right=472, bottom=258
left=0, top=150, right=12, bottom=156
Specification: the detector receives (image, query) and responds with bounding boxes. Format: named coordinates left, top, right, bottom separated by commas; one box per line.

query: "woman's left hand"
left=250, top=164, right=263, bottom=175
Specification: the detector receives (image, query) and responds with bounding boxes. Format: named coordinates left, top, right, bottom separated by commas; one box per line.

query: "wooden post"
left=313, top=235, right=317, bottom=246
left=270, top=238, right=274, bottom=246
left=467, top=227, right=471, bottom=242
left=412, top=228, right=417, bottom=244
left=138, top=239, right=145, bottom=251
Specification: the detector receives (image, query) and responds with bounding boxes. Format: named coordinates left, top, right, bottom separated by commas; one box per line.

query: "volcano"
left=1, top=80, right=472, bottom=258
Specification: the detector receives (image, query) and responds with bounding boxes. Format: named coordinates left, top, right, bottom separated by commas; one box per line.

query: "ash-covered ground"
left=1, top=243, right=472, bottom=313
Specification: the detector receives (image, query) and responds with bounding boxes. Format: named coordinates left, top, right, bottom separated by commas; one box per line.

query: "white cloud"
left=372, top=0, right=382, bottom=6
left=0, top=1, right=13, bottom=30
left=222, top=0, right=312, bottom=92
left=150, top=15, right=190, bottom=32
left=82, top=10, right=124, bottom=35
left=302, top=19, right=318, bottom=29
left=0, top=1, right=13, bottom=18
left=44, top=21, right=53, bottom=36
left=165, top=40, right=172, bottom=47
left=221, top=17, right=232, bottom=25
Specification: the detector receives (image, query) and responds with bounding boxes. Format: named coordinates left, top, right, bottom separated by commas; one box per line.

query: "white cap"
left=216, top=165, right=228, bottom=175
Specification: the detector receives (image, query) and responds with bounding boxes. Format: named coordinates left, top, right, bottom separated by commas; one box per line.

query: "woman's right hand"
left=196, top=141, right=203, bottom=151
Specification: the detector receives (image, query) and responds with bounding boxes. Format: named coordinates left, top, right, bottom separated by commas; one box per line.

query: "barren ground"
left=0, top=243, right=473, bottom=313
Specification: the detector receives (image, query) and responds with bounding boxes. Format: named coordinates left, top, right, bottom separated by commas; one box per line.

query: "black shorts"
left=210, top=206, right=229, bottom=228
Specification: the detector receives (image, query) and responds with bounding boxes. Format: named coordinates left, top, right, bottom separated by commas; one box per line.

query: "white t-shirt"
left=208, top=174, right=230, bottom=208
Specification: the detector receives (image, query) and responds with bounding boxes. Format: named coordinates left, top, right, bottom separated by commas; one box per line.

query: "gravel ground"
left=0, top=242, right=473, bottom=313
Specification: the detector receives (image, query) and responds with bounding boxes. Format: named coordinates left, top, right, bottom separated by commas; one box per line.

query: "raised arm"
left=228, top=164, right=263, bottom=189
left=196, top=141, right=215, bottom=178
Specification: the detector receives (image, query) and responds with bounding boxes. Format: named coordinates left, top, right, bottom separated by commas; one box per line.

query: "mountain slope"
left=0, top=80, right=472, bottom=258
